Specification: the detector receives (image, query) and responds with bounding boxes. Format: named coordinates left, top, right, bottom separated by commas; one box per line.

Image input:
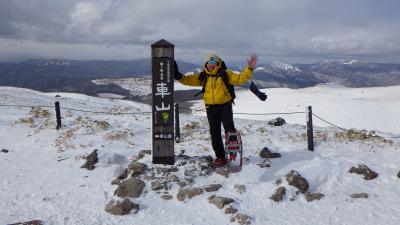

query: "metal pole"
left=306, top=106, right=314, bottom=151
left=175, top=103, right=181, bottom=143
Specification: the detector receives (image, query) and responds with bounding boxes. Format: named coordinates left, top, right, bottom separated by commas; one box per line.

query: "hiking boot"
left=212, top=157, right=227, bottom=168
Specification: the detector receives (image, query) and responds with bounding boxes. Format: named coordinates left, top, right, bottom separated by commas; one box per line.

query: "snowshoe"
left=224, top=131, right=243, bottom=172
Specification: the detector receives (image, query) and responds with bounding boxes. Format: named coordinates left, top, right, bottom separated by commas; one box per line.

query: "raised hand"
left=247, top=55, right=258, bottom=70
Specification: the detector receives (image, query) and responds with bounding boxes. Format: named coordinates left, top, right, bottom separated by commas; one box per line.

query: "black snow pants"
left=206, top=102, right=236, bottom=158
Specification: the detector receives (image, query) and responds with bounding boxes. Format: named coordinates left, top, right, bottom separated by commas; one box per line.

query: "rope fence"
left=0, top=104, right=151, bottom=115
left=0, top=103, right=398, bottom=141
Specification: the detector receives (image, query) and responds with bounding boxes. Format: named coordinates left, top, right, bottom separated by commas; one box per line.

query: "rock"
left=140, top=150, right=152, bottom=155
left=95, top=120, right=110, bottom=130
left=143, top=174, right=155, bottom=181
left=128, top=161, right=147, bottom=177
left=208, top=195, right=234, bottom=209
left=268, top=117, right=286, bottom=126
left=178, top=181, right=188, bottom=188
left=184, top=178, right=194, bottom=185
left=184, top=165, right=198, bottom=177
left=105, top=198, right=139, bottom=215
left=225, top=206, right=238, bottom=214
left=177, top=187, right=204, bottom=201
left=203, top=184, right=222, bottom=192
left=234, top=184, right=246, bottom=194
left=275, top=179, right=282, bottom=185
left=259, top=147, right=281, bottom=159
left=133, top=153, right=145, bottom=161
left=1, top=149, right=9, bottom=153
left=270, top=187, right=286, bottom=202
left=151, top=181, right=164, bottom=191
left=304, top=193, right=324, bottom=202
left=117, top=168, right=128, bottom=180
left=197, top=156, right=213, bottom=171
left=81, top=149, right=98, bottom=170
left=215, top=167, right=229, bottom=177
left=156, top=166, right=179, bottom=175
left=230, top=213, right=252, bottom=225
left=397, top=171, right=400, bottom=178
left=350, top=193, right=369, bottom=199
left=349, top=164, right=378, bottom=180
left=8, top=220, right=44, bottom=225
left=286, top=170, right=309, bottom=193
left=161, top=195, right=173, bottom=200
left=114, top=177, right=145, bottom=198
left=111, top=178, right=122, bottom=185
left=257, top=160, right=271, bottom=168
left=169, top=175, right=179, bottom=182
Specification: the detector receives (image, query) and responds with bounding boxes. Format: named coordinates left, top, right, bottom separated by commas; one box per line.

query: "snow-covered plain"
left=0, top=85, right=399, bottom=225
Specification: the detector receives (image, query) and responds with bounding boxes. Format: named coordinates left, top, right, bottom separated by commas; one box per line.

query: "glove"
left=173, top=60, right=183, bottom=80
left=250, top=81, right=267, bottom=101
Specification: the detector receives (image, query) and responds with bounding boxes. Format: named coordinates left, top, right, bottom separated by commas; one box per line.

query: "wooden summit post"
left=151, top=39, right=175, bottom=165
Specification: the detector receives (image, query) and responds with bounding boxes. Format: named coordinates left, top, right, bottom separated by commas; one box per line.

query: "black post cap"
left=151, top=39, right=174, bottom=48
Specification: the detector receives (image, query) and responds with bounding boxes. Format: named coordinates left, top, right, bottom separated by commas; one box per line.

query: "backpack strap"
left=194, top=61, right=235, bottom=103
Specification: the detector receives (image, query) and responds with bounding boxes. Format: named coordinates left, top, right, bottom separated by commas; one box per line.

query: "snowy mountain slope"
left=0, top=86, right=399, bottom=225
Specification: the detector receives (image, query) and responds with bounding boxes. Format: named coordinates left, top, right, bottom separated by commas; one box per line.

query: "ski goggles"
left=208, top=58, right=218, bottom=65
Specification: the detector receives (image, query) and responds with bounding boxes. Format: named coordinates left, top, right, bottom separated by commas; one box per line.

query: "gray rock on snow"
left=208, top=195, right=235, bottom=209
left=1, top=149, right=9, bottom=153
left=286, top=170, right=309, bottom=193
left=105, top=198, right=139, bottom=215
left=225, top=206, right=238, bottom=214
left=128, top=161, right=147, bottom=177
left=397, top=171, right=400, bottom=178
left=214, top=167, right=229, bottom=177
left=259, top=147, right=281, bottom=159
left=257, top=160, right=271, bottom=168
left=8, top=220, right=44, bottom=225
left=161, top=195, right=173, bottom=201
left=203, top=184, right=222, bottom=192
left=176, top=187, right=204, bottom=201
left=350, top=193, right=369, bottom=199
left=270, top=186, right=286, bottom=202
left=151, top=181, right=164, bottom=191
left=111, top=178, right=122, bottom=185
left=230, top=213, right=252, bottom=225
left=304, top=193, right=325, bottom=202
left=114, top=177, right=145, bottom=198
left=234, top=184, right=246, bottom=194
left=117, top=168, right=128, bottom=180
left=349, top=164, right=378, bottom=180
left=168, top=175, right=179, bottom=182
left=268, top=117, right=286, bottom=126
left=81, top=149, right=98, bottom=170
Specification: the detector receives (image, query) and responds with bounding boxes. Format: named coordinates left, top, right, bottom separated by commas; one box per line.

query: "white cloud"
left=0, top=0, right=399, bottom=63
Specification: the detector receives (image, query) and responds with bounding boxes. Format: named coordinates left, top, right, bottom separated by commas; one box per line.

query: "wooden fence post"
left=306, top=106, right=314, bottom=151
left=55, top=95, right=62, bottom=130
left=175, top=103, right=181, bottom=143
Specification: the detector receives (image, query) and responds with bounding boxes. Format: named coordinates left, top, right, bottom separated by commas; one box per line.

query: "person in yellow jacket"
left=174, top=54, right=258, bottom=167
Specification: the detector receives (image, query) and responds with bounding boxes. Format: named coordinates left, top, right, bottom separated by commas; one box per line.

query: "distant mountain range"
left=251, top=60, right=400, bottom=88
left=0, top=58, right=197, bottom=96
left=1, top=58, right=400, bottom=99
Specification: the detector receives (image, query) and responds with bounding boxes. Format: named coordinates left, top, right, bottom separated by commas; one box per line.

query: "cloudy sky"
left=0, top=0, right=399, bottom=65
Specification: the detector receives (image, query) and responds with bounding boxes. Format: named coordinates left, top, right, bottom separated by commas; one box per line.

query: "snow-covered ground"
left=190, top=83, right=400, bottom=135
left=0, top=86, right=399, bottom=225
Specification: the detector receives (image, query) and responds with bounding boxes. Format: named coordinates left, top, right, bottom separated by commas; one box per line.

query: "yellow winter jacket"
left=178, top=63, right=253, bottom=105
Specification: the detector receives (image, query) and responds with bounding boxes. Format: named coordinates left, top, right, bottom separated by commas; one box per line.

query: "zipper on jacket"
left=211, top=77, right=216, bottom=104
